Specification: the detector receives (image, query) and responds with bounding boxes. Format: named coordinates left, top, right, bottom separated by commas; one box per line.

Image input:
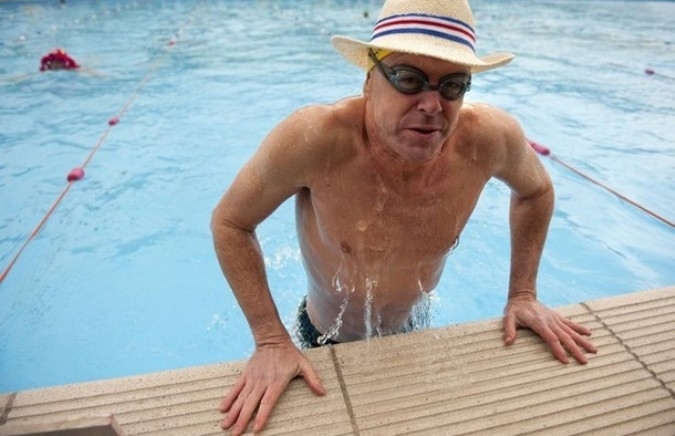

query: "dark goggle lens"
left=391, top=68, right=427, bottom=94
left=390, top=66, right=470, bottom=100
left=438, top=77, right=470, bottom=100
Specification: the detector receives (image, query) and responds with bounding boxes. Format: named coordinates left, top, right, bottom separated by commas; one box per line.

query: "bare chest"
left=306, top=166, right=486, bottom=262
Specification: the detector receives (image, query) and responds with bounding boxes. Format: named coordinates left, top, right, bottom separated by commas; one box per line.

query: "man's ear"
left=363, top=73, right=372, bottom=96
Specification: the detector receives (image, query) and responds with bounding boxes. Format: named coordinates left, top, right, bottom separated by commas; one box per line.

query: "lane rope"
left=0, top=8, right=199, bottom=284
left=528, top=139, right=674, bottom=229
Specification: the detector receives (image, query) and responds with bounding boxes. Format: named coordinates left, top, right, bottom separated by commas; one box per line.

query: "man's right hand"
left=219, top=340, right=325, bottom=435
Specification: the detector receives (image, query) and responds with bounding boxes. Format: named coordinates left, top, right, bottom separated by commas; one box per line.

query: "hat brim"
left=331, top=35, right=514, bottom=74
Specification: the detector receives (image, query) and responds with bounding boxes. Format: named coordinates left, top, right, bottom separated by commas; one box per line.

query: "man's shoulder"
left=459, top=103, right=522, bottom=142
left=454, top=102, right=526, bottom=164
left=268, top=97, right=364, bottom=165
left=279, top=97, right=365, bottom=155
left=461, top=102, right=513, bottom=124
left=290, top=97, right=364, bottom=129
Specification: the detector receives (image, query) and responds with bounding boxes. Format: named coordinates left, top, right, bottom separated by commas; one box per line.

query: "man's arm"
left=490, top=108, right=598, bottom=364
left=212, top=216, right=324, bottom=434
left=211, top=108, right=328, bottom=435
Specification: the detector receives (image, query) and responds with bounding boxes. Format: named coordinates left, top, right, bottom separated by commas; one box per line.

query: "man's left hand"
left=503, top=298, right=598, bottom=364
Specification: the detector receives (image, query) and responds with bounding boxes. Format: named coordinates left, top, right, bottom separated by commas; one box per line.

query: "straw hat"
left=331, top=0, right=514, bottom=74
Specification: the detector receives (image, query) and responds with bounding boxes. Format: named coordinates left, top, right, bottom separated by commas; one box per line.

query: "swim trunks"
left=296, top=296, right=339, bottom=348
left=295, top=296, right=419, bottom=348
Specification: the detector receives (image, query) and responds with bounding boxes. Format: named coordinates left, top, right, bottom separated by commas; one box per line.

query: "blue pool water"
left=1, top=0, right=674, bottom=393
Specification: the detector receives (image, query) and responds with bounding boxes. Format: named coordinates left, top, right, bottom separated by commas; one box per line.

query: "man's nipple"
left=340, top=241, right=352, bottom=254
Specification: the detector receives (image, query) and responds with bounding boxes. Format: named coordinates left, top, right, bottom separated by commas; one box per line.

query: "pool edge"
left=1, top=285, right=674, bottom=435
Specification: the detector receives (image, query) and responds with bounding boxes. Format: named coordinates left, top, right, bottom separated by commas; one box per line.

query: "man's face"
left=364, top=53, right=469, bottom=164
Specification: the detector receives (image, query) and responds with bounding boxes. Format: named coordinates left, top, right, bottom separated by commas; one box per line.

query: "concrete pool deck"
left=1, top=285, right=674, bottom=435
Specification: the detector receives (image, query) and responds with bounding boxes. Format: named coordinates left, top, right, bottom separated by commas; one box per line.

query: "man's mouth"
left=409, top=127, right=440, bottom=136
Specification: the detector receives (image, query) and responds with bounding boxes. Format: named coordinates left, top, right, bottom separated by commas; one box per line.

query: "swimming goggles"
left=368, top=50, right=471, bottom=101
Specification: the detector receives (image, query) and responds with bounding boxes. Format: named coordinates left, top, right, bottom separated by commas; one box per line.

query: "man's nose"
left=416, top=89, right=443, bottom=114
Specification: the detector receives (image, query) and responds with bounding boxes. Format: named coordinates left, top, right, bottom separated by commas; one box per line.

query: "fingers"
left=252, top=359, right=326, bottom=431
left=219, top=345, right=324, bottom=435
left=562, top=317, right=594, bottom=338
left=548, top=318, right=599, bottom=364
left=504, top=300, right=598, bottom=365
left=535, top=323, right=570, bottom=364
left=223, top=372, right=318, bottom=434
left=502, top=311, right=517, bottom=345
left=253, top=382, right=288, bottom=432
left=221, top=382, right=273, bottom=435
left=559, top=317, right=598, bottom=357
left=235, top=385, right=267, bottom=435
left=576, top=333, right=598, bottom=354
left=220, top=377, right=245, bottom=412
left=559, top=322, right=598, bottom=360
left=552, top=323, right=585, bottom=364
left=300, top=360, right=326, bottom=396
left=219, top=380, right=251, bottom=432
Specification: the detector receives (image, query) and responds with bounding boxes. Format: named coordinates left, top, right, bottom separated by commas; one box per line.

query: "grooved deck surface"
left=1, top=286, right=674, bottom=435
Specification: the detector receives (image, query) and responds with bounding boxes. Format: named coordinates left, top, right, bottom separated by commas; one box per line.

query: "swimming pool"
left=1, top=0, right=674, bottom=393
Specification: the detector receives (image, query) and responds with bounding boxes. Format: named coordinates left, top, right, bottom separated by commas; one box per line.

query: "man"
left=211, top=0, right=598, bottom=434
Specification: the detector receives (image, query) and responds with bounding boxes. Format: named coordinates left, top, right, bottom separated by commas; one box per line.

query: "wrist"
left=507, top=287, right=537, bottom=302
left=253, top=330, right=292, bottom=348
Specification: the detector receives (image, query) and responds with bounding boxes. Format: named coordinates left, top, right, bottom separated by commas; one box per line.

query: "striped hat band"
left=372, top=13, right=476, bottom=53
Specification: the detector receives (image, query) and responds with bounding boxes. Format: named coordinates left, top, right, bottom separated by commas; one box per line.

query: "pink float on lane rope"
left=527, top=139, right=550, bottom=156
left=67, top=167, right=85, bottom=182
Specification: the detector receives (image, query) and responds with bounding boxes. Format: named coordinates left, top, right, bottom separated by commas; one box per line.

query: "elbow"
left=210, top=205, right=234, bottom=242
left=510, top=180, right=554, bottom=220
left=511, top=183, right=553, bottom=205
left=210, top=207, right=222, bottom=235
left=514, top=172, right=554, bottom=204
left=210, top=205, right=254, bottom=239
left=210, top=207, right=236, bottom=240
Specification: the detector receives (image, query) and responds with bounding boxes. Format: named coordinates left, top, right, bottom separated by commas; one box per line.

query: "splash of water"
left=364, top=276, right=436, bottom=340
left=317, top=296, right=350, bottom=345
left=406, top=289, right=436, bottom=332
left=363, top=276, right=379, bottom=339
left=317, top=269, right=353, bottom=345
left=317, top=223, right=444, bottom=343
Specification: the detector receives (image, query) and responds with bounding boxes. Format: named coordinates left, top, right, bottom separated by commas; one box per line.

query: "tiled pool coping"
left=2, top=285, right=674, bottom=435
